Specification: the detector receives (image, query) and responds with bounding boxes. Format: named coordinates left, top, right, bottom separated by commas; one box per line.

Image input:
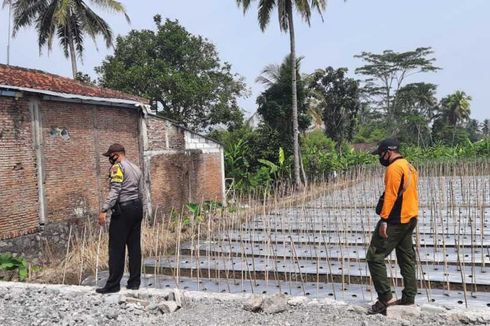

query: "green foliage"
left=352, top=123, right=389, bottom=144
left=75, top=72, right=96, bottom=86
left=401, top=138, right=490, bottom=162
left=182, top=201, right=223, bottom=228
left=0, top=253, right=28, bottom=281
left=12, top=0, right=129, bottom=77
left=256, top=55, right=310, bottom=156
left=439, top=90, right=472, bottom=127
left=96, top=16, right=247, bottom=132
left=394, top=82, right=438, bottom=146
left=308, top=67, right=361, bottom=149
left=236, top=0, right=327, bottom=32
left=354, top=47, right=440, bottom=138
left=302, top=130, right=375, bottom=177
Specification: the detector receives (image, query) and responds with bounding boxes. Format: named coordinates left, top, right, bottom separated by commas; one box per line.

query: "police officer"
left=96, top=143, right=144, bottom=294
left=367, top=139, right=419, bottom=314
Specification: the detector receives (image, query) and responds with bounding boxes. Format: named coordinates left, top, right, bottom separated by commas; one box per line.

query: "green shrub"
left=0, top=253, right=28, bottom=281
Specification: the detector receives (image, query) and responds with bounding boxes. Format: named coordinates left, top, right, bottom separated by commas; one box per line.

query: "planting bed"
left=138, top=170, right=490, bottom=308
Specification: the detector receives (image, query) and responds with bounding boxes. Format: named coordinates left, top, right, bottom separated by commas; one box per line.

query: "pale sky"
left=0, top=0, right=488, bottom=121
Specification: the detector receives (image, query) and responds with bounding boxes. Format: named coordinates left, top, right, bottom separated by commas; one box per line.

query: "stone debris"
left=158, top=301, right=180, bottom=313
left=386, top=304, right=420, bottom=320
left=2, top=282, right=490, bottom=326
left=103, top=294, right=121, bottom=305
left=288, top=296, right=308, bottom=306
left=243, top=295, right=264, bottom=312
left=125, top=297, right=150, bottom=307
left=421, top=303, right=447, bottom=315
left=262, top=294, right=289, bottom=314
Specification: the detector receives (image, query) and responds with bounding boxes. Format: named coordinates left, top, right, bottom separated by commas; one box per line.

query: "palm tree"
left=236, top=0, right=327, bottom=189
left=2, top=0, right=12, bottom=65
left=11, top=0, right=129, bottom=78
left=255, top=63, right=281, bottom=87
left=440, top=90, right=472, bottom=145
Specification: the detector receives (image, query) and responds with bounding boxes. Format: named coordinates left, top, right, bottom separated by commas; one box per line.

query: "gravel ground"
left=1, top=282, right=489, bottom=326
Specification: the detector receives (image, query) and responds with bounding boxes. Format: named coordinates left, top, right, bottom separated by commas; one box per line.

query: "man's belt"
left=119, top=198, right=141, bottom=207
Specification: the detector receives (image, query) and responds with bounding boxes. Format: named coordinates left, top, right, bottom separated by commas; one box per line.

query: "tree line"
left=3, top=1, right=489, bottom=191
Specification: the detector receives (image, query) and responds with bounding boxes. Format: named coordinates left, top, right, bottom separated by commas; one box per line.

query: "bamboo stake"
left=62, top=225, right=73, bottom=285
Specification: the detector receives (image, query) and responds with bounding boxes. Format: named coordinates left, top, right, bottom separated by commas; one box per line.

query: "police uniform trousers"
left=105, top=199, right=143, bottom=290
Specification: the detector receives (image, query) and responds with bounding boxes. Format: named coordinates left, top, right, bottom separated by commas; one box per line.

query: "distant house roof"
left=0, top=64, right=147, bottom=105
left=352, top=143, right=377, bottom=152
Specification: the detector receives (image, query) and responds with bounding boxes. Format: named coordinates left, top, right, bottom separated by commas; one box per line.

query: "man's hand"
left=379, top=222, right=388, bottom=240
left=98, top=212, right=107, bottom=226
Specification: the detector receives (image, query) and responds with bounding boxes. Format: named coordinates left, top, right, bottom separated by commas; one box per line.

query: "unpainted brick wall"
left=150, top=153, right=190, bottom=214
left=0, top=97, right=39, bottom=239
left=40, top=101, right=140, bottom=222
left=146, top=116, right=185, bottom=150
left=192, top=152, right=223, bottom=203
left=145, top=116, right=224, bottom=216
left=1, top=98, right=223, bottom=240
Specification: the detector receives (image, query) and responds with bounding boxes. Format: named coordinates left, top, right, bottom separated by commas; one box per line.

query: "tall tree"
left=308, top=67, right=361, bottom=151
left=354, top=48, right=440, bottom=132
left=440, top=90, right=472, bottom=127
left=439, top=90, right=472, bottom=145
left=482, top=119, right=490, bottom=138
left=97, top=16, right=247, bottom=132
left=2, top=0, right=12, bottom=64
left=256, top=55, right=310, bottom=158
left=236, top=0, right=327, bottom=189
left=394, top=82, right=439, bottom=146
left=12, top=0, right=129, bottom=78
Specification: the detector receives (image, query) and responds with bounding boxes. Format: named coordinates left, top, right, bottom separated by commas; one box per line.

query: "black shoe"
left=126, top=285, right=140, bottom=290
left=95, top=287, right=120, bottom=294
left=367, top=299, right=395, bottom=315
left=393, top=298, right=415, bottom=306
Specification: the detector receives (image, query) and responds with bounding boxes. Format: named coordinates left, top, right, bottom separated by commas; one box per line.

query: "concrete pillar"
left=29, top=97, right=47, bottom=227
left=139, top=106, right=153, bottom=218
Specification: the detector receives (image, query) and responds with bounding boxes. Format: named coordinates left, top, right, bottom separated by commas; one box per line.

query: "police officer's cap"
left=371, top=138, right=400, bottom=155
left=103, top=143, right=125, bottom=157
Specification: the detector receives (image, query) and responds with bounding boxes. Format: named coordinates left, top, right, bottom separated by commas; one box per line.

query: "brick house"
left=0, top=64, right=225, bottom=243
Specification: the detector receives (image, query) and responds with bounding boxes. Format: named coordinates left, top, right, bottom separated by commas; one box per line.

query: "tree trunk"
left=68, top=33, right=78, bottom=78
left=7, top=2, right=11, bottom=65
left=288, top=9, right=303, bottom=190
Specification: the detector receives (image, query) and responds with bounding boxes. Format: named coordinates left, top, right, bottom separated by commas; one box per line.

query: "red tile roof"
left=0, top=64, right=147, bottom=104
left=352, top=143, right=377, bottom=152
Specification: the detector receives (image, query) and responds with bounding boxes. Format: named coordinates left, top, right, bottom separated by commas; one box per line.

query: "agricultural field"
left=85, top=161, right=490, bottom=308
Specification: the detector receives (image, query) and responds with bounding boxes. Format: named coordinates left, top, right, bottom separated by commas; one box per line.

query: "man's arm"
left=379, top=164, right=403, bottom=220
left=102, top=164, right=124, bottom=212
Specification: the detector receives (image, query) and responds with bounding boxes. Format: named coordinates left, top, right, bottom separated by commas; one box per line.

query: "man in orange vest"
left=367, top=139, right=419, bottom=315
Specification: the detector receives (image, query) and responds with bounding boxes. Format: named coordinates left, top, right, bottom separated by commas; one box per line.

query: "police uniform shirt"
left=102, top=159, right=143, bottom=212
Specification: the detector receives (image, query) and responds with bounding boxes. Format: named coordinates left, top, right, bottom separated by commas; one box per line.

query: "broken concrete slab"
left=386, top=305, right=420, bottom=320
left=287, top=296, right=308, bottom=306
left=125, top=297, right=150, bottom=307
left=158, top=301, right=180, bottom=314
left=420, top=303, right=447, bottom=315
left=262, top=294, right=289, bottom=314
left=243, top=295, right=264, bottom=312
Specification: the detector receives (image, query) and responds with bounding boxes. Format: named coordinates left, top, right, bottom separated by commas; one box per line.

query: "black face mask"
left=379, top=151, right=390, bottom=167
left=109, top=154, right=119, bottom=165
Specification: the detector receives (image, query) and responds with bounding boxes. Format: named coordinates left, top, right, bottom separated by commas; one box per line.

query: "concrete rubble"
left=2, top=281, right=490, bottom=325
